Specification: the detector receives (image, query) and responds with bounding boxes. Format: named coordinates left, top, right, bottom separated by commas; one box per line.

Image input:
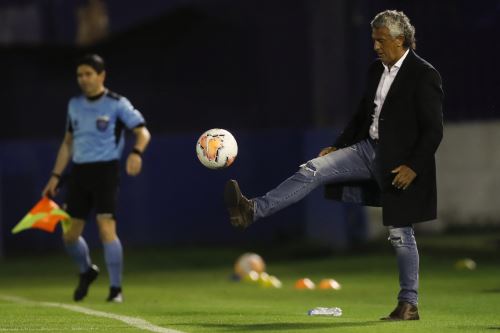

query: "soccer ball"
left=234, top=252, right=266, bottom=278
left=196, top=128, right=238, bottom=169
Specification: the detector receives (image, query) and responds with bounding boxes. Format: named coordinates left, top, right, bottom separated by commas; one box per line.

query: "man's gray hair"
left=371, top=10, right=416, bottom=49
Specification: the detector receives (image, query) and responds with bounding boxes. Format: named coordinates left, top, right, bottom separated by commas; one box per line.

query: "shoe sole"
left=107, top=294, right=123, bottom=303
left=224, top=180, right=248, bottom=227
left=380, top=316, right=419, bottom=321
left=224, top=180, right=240, bottom=208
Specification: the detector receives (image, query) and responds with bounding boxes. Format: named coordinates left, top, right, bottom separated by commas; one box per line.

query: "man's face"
left=77, top=64, right=105, bottom=97
left=372, top=27, right=404, bottom=67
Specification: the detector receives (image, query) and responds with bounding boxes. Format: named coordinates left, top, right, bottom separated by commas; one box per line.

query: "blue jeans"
left=252, top=138, right=419, bottom=304
left=389, top=226, right=419, bottom=305
left=254, top=139, right=377, bottom=220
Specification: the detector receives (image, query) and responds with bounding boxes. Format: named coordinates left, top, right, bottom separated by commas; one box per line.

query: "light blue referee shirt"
left=67, top=90, right=145, bottom=164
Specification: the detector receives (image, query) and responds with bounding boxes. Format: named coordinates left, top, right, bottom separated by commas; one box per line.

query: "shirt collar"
left=384, top=48, right=410, bottom=71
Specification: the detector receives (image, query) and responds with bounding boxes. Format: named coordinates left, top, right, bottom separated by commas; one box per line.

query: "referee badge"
left=96, top=116, right=110, bottom=131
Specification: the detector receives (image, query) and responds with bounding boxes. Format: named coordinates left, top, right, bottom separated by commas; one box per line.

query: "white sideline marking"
left=0, top=295, right=187, bottom=333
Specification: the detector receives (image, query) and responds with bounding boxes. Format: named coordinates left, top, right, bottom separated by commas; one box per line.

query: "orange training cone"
left=294, top=278, right=315, bottom=290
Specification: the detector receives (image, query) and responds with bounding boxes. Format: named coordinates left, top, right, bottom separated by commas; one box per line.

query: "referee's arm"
left=126, top=126, right=151, bottom=176
left=42, top=131, right=73, bottom=197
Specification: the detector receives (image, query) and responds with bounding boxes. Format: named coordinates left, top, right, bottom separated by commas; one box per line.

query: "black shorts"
left=66, top=160, right=120, bottom=220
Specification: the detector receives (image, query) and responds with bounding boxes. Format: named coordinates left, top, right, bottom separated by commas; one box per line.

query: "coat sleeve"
left=406, top=67, right=444, bottom=174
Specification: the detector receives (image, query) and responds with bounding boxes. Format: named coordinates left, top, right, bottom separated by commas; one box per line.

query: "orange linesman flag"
left=12, top=197, right=71, bottom=234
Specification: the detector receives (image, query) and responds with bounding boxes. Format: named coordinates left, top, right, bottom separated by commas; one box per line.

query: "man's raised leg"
left=225, top=140, right=377, bottom=227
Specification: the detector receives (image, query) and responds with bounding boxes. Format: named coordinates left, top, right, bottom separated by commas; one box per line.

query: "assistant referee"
left=42, top=54, right=151, bottom=303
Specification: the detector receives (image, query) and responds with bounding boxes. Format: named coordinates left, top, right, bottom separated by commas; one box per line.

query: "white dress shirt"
left=369, top=49, right=410, bottom=140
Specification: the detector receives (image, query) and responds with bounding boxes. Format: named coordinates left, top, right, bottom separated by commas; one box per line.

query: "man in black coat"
left=225, top=10, right=443, bottom=320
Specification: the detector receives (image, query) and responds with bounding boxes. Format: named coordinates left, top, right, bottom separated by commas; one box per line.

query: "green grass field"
left=0, top=233, right=499, bottom=333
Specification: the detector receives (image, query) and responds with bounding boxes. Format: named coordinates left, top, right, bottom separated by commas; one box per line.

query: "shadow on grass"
left=482, top=288, right=500, bottom=293
left=179, top=321, right=384, bottom=331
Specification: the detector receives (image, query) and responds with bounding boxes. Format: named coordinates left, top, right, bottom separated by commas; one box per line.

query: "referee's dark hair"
left=76, top=54, right=105, bottom=74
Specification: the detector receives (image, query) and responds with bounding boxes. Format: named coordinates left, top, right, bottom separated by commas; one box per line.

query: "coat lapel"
left=380, top=50, right=416, bottom=114
left=367, top=63, right=384, bottom=104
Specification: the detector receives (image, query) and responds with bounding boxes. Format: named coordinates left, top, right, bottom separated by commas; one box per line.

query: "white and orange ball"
left=234, top=253, right=266, bottom=278
left=196, top=128, right=238, bottom=169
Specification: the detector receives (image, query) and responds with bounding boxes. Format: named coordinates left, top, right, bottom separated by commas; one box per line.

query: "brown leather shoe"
left=380, top=301, right=420, bottom=321
left=224, top=180, right=254, bottom=228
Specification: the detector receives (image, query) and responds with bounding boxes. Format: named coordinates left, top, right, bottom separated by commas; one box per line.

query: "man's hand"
left=126, top=153, right=143, bottom=176
left=391, top=165, right=417, bottom=190
left=42, top=176, right=59, bottom=198
left=318, top=146, right=337, bottom=157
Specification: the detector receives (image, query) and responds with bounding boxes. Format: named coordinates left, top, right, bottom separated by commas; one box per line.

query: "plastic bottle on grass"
left=308, top=307, right=342, bottom=316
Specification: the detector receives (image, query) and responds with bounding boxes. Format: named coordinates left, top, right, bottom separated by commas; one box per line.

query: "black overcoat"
left=325, top=50, right=444, bottom=226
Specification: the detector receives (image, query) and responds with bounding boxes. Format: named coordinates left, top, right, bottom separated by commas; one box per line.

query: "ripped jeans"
left=252, top=139, right=419, bottom=304
left=253, top=139, right=377, bottom=220
left=389, top=226, right=419, bottom=305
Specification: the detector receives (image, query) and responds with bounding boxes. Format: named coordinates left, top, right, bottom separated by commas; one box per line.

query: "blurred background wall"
left=0, top=0, right=499, bottom=255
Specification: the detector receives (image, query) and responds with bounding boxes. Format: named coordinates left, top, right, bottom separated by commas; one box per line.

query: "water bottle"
left=307, top=307, right=342, bottom=317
